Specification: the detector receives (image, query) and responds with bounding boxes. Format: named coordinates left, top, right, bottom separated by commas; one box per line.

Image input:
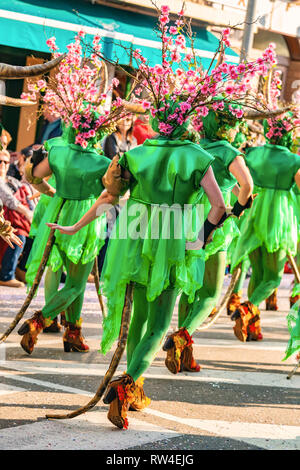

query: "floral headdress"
left=112, top=4, right=278, bottom=139
left=21, top=33, right=126, bottom=150
left=261, top=69, right=300, bottom=150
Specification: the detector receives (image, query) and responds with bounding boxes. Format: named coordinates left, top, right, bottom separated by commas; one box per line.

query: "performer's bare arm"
left=295, top=169, right=300, bottom=189
left=31, top=157, right=56, bottom=197
left=186, top=166, right=226, bottom=250
left=229, top=156, right=253, bottom=205
left=200, top=166, right=226, bottom=224
left=231, top=184, right=240, bottom=198
left=47, top=190, right=118, bottom=235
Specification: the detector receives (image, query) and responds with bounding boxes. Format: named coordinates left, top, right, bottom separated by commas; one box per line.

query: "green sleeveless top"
left=200, top=138, right=240, bottom=193
left=245, top=144, right=300, bottom=190
left=198, top=138, right=241, bottom=259
left=119, top=138, right=214, bottom=206
left=48, top=144, right=111, bottom=200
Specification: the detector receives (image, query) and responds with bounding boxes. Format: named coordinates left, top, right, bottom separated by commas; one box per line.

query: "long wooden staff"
left=0, top=200, right=66, bottom=343
left=197, top=263, right=242, bottom=331
left=92, top=257, right=106, bottom=318
left=286, top=253, right=300, bottom=379
left=46, top=281, right=134, bottom=420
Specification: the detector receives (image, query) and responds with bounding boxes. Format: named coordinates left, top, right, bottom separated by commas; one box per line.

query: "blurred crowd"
left=0, top=110, right=156, bottom=288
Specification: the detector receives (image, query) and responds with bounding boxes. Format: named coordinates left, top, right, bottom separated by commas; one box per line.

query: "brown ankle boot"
left=231, top=301, right=263, bottom=342
left=265, top=289, right=278, bottom=311
left=63, top=320, right=89, bottom=352
left=227, top=293, right=241, bottom=316
left=290, top=294, right=300, bottom=308
left=181, top=343, right=201, bottom=372
left=43, top=316, right=61, bottom=333
left=18, top=311, right=52, bottom=354
left=163, top=328, right=193, bottom=374
left=129, top=377, right=151, bottom=411
left=103, top=373, right=135, bottom=429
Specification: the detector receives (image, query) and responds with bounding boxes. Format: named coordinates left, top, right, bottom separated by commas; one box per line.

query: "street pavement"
left=0, top=273, right=299, bottom=451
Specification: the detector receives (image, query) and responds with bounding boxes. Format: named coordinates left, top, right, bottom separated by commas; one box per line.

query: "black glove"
left=31, top=145, right=48, bottom=169
left=232, top=194, right=254, bottom=217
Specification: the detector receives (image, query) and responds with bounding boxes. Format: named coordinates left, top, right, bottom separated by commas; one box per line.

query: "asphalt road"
left=0, top=273, right=299, bottom=451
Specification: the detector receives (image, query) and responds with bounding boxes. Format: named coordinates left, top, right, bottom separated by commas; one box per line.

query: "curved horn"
left=98, top=60, right=108, bottom=95
left=263, top=69, right=273, bottom=107
left=0, top=54, right=66, bottom=80
left=122, top=101, right=146, bottom=114
left=0, top=95, right=36, bottom=107
left=244, top=105, right=293, bottom=120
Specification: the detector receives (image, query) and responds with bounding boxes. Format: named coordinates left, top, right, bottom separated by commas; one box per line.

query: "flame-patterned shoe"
left=43, top=316, right=61, bottom=333
left=290, top=294, right=300, bottom=309
left=129, top=377, right=151, bottom=411
left=231, top=301, right=263, bottom=342
left=103, top=373, right=135, bottom=429
left=265, top=289, right=278, bottom=311
left=18, top=310, right=52, bottom=354
left=180, top=343, right=201, bottom=372
left=63, top=319, right=89, bottom=352
left=227, top=293, right=241, bottom=316
left=163, top=327, right=193, bottom=374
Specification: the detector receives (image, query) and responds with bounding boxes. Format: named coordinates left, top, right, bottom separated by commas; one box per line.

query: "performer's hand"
left=46, top=223, right=78, bottom=235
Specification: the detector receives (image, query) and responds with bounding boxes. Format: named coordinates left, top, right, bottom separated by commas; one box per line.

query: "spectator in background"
left=0, top=149, right=33, bottom=287
left=36, top=107, right=62, bottom=144
left=103, top=115, right=137, bottom=160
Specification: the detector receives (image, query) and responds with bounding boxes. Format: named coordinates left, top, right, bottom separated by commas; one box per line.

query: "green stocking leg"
left=248, top=246, right=286, bottom=307
left=126, top=284, right=178, bottom=382
left=178, top=251, right=227, bottom=335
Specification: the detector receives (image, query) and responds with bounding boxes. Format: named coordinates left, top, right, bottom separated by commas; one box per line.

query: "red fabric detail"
left=123, top=418, right=129, bottom=430
left=133, top=118, right=156, bottom=145
left=0, top=238, right=8, bottom=264
left=117, top=385, right=125, bottom=402
left=3, top=185, right=31, bottom=237
left=179, top=328, right=193, bottom=347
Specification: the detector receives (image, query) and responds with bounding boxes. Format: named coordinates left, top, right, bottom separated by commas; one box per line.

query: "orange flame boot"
left=290, top=294, right=300, bottom=309
left=227, top=292, right=241, bottom=316
left=265, top=289, right=278, bottom=311
left=18, top=310, right=52, bottom=354
left=129, top=377, right=151, bottom=411
left=231, top=301, right=263, bottom=342
left=181, top=342, right=201, bottom=372
left=103, top=373, right=135, bottom=429
left=63, top=319, right=89, bottom=352
left=163, top=327, right=193, bottom=374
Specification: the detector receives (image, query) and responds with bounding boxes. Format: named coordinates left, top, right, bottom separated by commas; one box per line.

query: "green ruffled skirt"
left=202, top=191, right=239, bottom=261
left=232, top=188, right=298, bottom=269
left=26, top=194, right=106, bottom=286
left=99, top=199, right=205, bottom=355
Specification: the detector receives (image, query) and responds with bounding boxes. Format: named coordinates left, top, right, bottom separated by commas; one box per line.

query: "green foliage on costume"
left=201, top=103, right=244, bottom=145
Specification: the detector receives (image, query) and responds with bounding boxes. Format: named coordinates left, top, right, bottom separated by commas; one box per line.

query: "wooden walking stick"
left=0, top=200, right=66, bottom=343
left=197, top=263, right=242, bottom=331
left=46, top=281, right=134, bottom=420
left=286, top=253, right=300, bottom=380
left=92, top=257, right=106, bottom=318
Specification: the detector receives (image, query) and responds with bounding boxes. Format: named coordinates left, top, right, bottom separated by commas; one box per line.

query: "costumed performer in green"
left=18, top=34, right=125, bottom=354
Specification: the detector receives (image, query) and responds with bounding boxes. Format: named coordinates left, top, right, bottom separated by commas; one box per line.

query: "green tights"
left=233, top=258, right=250, bottom=295
left=42, top=250, right=94, bottom=324
left=126, top=283, right=178, bottom=382
left=178, top=251, right=227, bottom=335
left=248, top=246, right=286, bottom=306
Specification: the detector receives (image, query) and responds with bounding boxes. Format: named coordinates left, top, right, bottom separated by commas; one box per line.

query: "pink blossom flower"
left=112, top=78, right=120, bottom=87
left=161, top=5, right=170, bottom=15
left=141, top=100, right=151, bottom=110
left=169, top=26, right=178, bottom=35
